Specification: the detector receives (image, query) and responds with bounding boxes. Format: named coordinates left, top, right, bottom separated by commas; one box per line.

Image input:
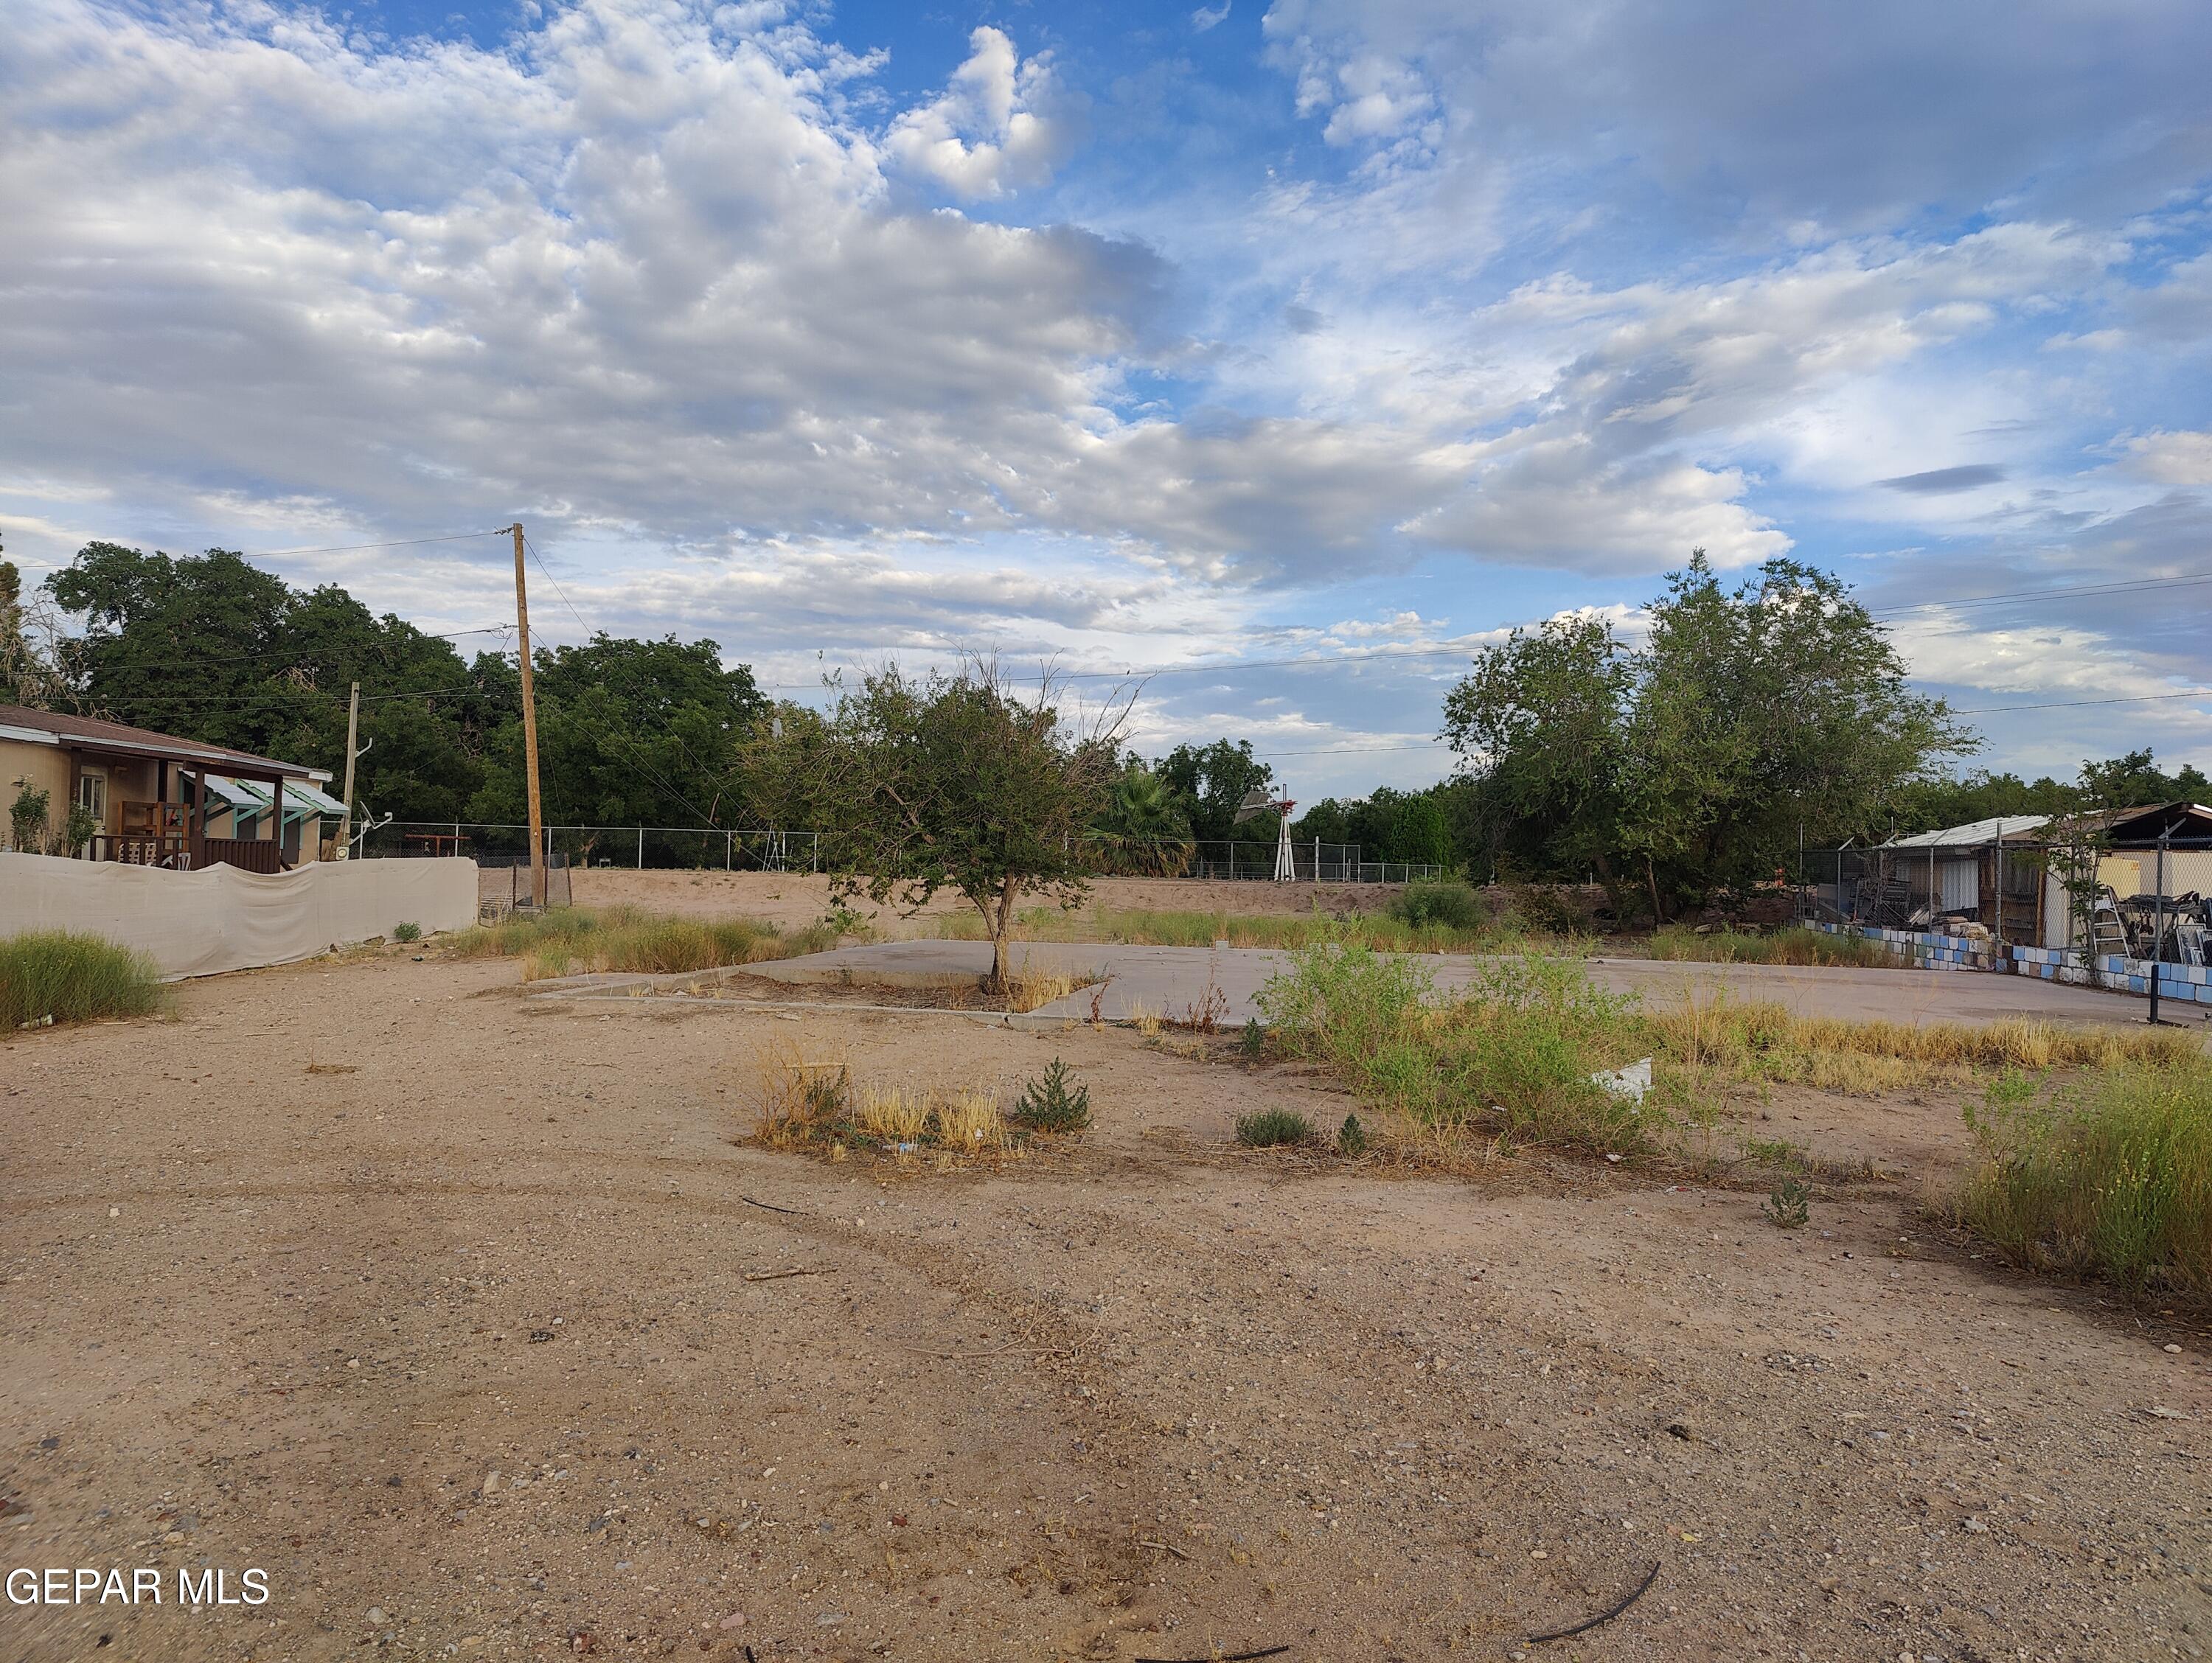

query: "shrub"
left=1237, top=1109, right=1312, bottom=1148
left=1648, top=925, right=1893, bottom=968
left=1012, top=1056, right=1091, bottom=1133
left=446, top=905, right=841, bottom=981
left=0, top=930, right=166, bottom=1029
left=1504, top=885, right=1586, bottom=936
left=392, top=921, right=422, bottom=944
left=1239, top=1018, right=1265, bottom=1059
left=1763, top=1176, right=1812, bottom=1229
left=1256, top=942, right=1652, bottom=1156
left=1391, top=879, right=1484, bottom=930
left=1337, top=1112, right=1368, bottom=1157
left=8, top=784, right=50, bottom=854
left=1955, top=1063, right=2212, bottom=1299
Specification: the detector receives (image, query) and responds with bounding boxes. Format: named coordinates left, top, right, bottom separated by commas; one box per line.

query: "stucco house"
left=0, top=703, right=338, bottom=871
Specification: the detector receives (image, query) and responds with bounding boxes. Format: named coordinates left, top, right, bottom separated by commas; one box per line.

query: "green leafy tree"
left=1, top=553, right=66, bottom=706
left=41, top=543, right=511, bottom=824
left=747, top=660, right=1130, bottom=989
left=469, top=634, right=765, bottom=857
left=1439, top=552, right=1972, bottom=915
left=1619, top=554, right=1972, bottom=914
left=1441, top=613, right=1629, bottom=881
left=2079, top=748, right=2210, bottom=810
left=1155, top=738, right=1276, bottom=845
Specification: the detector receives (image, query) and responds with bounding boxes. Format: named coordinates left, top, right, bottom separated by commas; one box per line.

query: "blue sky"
left=3, top=0, right=2210, bottom=798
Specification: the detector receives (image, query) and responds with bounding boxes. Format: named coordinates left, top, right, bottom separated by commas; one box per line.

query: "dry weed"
left=1004, top=965, right=1098, bottom=1014
left=933, top=1089, right=1011, bottom=1152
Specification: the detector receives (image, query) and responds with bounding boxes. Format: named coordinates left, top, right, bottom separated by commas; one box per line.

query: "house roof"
left=2099, top=802, right=2212, bottom=847
left=1882, top=813, right=2051, bottom=851
left=0, top=704, right=329, bottom=781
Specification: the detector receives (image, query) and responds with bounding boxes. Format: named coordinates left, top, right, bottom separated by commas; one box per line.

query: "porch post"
left=188, top=769, right=206, bottom=869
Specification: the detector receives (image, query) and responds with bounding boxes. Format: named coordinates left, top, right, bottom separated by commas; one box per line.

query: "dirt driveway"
left=3, top=949, right=2209, bottom=1662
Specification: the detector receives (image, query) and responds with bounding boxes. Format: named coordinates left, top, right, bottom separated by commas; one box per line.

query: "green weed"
left=446, top=904, right=842, bottom=981
left=1012, top=1056, right=1091, bottom=1133
left=1955, top=1063, right=2212, bottom=1300
left=0, top=930, right=167, bottom=1030
left=1236, top=1109, right=1313, bottom=1148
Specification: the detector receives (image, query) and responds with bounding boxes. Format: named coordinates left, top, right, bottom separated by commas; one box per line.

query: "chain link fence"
left=363, top=822, right=1441, bottom=884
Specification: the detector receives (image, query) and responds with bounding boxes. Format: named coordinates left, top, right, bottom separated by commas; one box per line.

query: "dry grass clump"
left=1647, top=990, right=2201, bottom=1092
left=1954, top=1063, right=2212, bottom=1301
left=447, top=904, right=843, bottom=982
left=1003, top=963, right=1098, bottom=1014
left=750, top=1045, right=1029, bottom=1165
left=1647, top=925, right=1899, bottom=969
left=0, top=930, right=167, bottom=1030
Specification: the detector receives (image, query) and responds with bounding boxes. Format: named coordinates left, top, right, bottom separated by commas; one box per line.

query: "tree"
left=1440, top=613, right=1628, bottom=881
left=41, top=543, right=512, bottom=825
left=1092, top=763, right=1194, bottom=875
left=1291, top=785, right=1455, bottom=868
left=1620, top=554, right=1972, bottom=913
left=468, top=633, right=765, bottom=857
left=747, top=660, right=1131, bottom=989
left=2079, top=748, right=2209, bottom=810
left=1, top=552, right=66, bottom=707
left=1155, top=738, right=1276, bottom=846
left=1438, top=552, right=1973, bottom=915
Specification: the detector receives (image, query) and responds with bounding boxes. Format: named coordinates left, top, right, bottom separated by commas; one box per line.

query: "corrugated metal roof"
left=1882, top=813, right=2051, bottom=850
left=206, top=774, right=348, bottom=817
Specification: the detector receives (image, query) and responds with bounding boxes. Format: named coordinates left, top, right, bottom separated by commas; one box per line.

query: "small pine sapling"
left=1239, top=1018, right=1265, bottom=1059
left=1337, top=1112, right=1368, bottom=1157
left=1012, top=1056, right=1091, bottom=1133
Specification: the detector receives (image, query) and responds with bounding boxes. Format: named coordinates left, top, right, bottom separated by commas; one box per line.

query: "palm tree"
left=1093, top=767, right=1194, bottom=876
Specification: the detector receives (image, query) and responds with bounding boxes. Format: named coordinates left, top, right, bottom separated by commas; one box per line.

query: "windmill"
left=1233, top=785, right=1298, bottom=882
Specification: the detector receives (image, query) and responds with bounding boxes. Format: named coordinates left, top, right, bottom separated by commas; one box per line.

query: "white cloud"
left=1192, top=3, right=1232, bottom=33
left=2115, top=430, right=2212, bottom=487
left=885, top=27, right=1079, bottom=201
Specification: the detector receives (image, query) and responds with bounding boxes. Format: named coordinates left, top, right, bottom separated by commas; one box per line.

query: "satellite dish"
left=771, top=715, right=784, bottom=741
left=1231, top=781, right=1301, bottom=881
left=1231, top=787, right=1273, bottom=826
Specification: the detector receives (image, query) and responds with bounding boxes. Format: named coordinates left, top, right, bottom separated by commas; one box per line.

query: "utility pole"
left=513, top=523, right=546, bottom=909
left=338, top=680, right=361, bottom=860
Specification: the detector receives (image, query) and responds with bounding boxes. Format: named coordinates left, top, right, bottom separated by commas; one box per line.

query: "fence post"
left=638, top=826, right=644, bottom=869
left=812, top=832, right=818, bottom=872
left=1313, top=836, right=1320, bottom=883
left=726, top=830, right=733, bottom=871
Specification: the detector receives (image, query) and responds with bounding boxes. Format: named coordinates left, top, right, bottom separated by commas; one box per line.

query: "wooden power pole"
left=512, top=522, right=547, bottom=909
left=338, top=680, right=361, bottom=859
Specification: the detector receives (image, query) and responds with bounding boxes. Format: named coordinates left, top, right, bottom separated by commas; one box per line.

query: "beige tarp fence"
left=0, top=854, right=478, bottom=980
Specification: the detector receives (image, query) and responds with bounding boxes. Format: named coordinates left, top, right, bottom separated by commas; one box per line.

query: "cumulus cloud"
left=1260, top=0, right=2212, bottom=227
left=2116, top=430, right=2212, bottom=487
left=884, top=27, right=1079, bottom=201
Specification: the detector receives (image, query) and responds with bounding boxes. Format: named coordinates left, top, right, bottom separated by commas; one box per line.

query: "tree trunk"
left=986, top=876, right=1022, bottom=994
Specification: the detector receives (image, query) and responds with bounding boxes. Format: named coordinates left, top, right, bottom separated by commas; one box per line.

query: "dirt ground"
left=4, top=945, right=2211, bottom=1663
left=570, top=871, right=1417, bottom=931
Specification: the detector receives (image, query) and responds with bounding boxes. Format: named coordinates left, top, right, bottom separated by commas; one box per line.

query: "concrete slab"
left=723, top=938, right=2197, bottom=1033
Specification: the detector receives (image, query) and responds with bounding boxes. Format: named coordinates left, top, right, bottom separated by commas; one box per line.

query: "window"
left=76, top=772, right=108, bottom=823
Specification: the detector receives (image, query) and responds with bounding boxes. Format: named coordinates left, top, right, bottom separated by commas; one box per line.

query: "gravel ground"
left=2, top=949, right=2209, bottom=1663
